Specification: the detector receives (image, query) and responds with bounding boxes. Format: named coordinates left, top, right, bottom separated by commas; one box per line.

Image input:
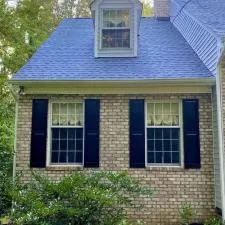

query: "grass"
left=0, top=217, right=9, bottom=224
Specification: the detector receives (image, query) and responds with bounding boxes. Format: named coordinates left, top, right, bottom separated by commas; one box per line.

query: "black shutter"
left=30, top=99, right=48, bottom=168
left=129, top=99, right=145, bottom=168
left=84, top=99, right=100, bottom=168
left=183, top=99, right=200, bottom=169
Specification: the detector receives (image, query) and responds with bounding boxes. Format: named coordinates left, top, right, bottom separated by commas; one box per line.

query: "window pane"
left=162, top=115, right=172, bottom=126
left=164, top=152, right=171, bottom=164
left=68, top=128, right=76, bottom=139
left=147, top=140, right=154, bottom=152
left=52, top=103, right=59, bottom=114
left=60, top=115, right=67, bottom=126
left=60, top=140, right=67, bottom=151
left=102, top=29, right=130, bottom=48
left=60, top=128, right=67, bottom=139
left=147, top=129, right=154, bottom=139
left=163, top=103, right=170, bottom=114
left=76, top=128, right=83, bottom=139
left=147, top=127, right=180, bottom=165
left=52, top=115, right=59, bottom=126
left=52, top=128, right=59, bottom=139
left=163, top=140, right=171, bottom=152
left=51, top=128, right=83, bottom=164
left=172, top=115, right=179, bottom=126
left=148, top=152, right=155, bottom=163
left=147, top=103, right=154, bottom=126
left=155, top=140, right=162, bottom=151
left=52, top=140, right=59, bottom=151
left=59, top=152, right=67, bottom=163
left=68, top=103, right=75, bottom=114
left=103, top=9, right=129, bottom=28
left=172, top=128, right=179, bottom=139
left=171, top=103, right=179, bottom=114
left=60, top=103, right=67, bottom=114
left=155, top=103, right=163, bottom=114
left=172, top=140, right=179, bottom=152
left=51, top=152, right=58, bottom=163
left=68, top=152, right=75, bottom=163
left=156, top=152, right=163, bottom=163
left=172, top=152, right=179, bottom=164
left=68, top=140, right=75, bottom=150
left=68, top=114, right=76, bottom=126
left=163, top=128, right=171, bottom=139
left=155, top=128, right=162, bottom=139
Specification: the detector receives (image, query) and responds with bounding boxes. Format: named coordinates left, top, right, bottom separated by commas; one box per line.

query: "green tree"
left=55, top=0, right=92, bottom=19
left=1, top=0, right=59, bottom=75
left=142, top=1, right=153, bottom=17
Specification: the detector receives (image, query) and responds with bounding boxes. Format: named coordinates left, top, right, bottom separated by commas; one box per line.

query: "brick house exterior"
left=10, top=0, right=225, bottom=224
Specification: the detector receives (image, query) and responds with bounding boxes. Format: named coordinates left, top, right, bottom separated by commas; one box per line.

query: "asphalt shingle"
left=13, top=17, right=213, bottom=81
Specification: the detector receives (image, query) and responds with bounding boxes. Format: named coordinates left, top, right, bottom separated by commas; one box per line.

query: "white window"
left=146, top=102, right=181, bottom=165
left=50, top=102, right=84, bottom=165
left=102, top=9, right=130, bottom=48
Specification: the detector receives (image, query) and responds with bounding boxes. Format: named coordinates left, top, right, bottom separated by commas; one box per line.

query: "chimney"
left=153, top=0, right=170, bottom=18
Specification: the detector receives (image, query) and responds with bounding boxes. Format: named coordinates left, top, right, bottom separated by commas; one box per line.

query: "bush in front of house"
left=0, top=172, right=12, bottom=217
left=10, top=171, right=153, bottom=225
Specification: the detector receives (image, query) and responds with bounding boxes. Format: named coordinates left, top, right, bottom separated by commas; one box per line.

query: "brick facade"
left=153, top=0, right=170, bottom=17
left=15, top=93, right=215, bottom=225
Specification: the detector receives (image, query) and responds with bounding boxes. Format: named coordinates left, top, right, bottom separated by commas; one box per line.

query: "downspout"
left=216, top=38, right=225, bottom=221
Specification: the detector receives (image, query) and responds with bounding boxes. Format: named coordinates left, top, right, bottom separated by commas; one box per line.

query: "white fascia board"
left=9, top=78, right=216, bottom=86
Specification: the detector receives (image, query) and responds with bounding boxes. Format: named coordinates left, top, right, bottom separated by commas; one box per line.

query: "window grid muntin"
left=146, top=102, right=181, bottom=165
left=147, top=102, right=179, bottom=127
left=50, top=102, right=84, bottom=165
left=52, top=102, right=83, bottom=127
left=101, top=9, right=131, bottom=49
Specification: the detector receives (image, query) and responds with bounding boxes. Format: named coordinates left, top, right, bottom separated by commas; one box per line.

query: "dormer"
left=91, top=0, right=143, bottom=58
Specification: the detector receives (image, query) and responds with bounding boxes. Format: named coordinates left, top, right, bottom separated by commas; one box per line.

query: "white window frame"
left=46, top=101, right=85, bottom=167
left=100, top=8, right=132, bottom=50
left=145, top=101, right=184, bottom=168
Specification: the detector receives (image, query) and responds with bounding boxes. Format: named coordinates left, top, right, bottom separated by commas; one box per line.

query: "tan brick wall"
left=15, top=94, right=215, bottom=225
left=153, top=0, right=170, bottom=17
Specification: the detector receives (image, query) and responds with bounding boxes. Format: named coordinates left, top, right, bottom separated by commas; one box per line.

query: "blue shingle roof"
left=174, top=0, right=225, bottom=38
left=13, top=17, right=213, bottom=81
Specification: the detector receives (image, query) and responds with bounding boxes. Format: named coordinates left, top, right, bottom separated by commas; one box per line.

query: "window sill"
left=46, top=165, right=84, bottom=171
left=145, top=165, right=184, bottom=172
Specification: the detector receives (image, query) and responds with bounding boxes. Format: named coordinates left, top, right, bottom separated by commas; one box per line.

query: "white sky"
left=8, top=0, right=153, bottom=7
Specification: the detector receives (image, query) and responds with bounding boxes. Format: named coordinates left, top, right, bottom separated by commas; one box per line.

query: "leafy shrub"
left=179, top=203, right=193, bottom=225
left=204, top=217, right=224, bottom=225
left=10, top=171, right=153, bottom=225
left=0, top=172, right=13, bottom=216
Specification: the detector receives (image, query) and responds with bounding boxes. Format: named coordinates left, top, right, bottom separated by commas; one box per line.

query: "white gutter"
left=217, top=38, right=225, bottom=221
left=9, top=78, right=216, bottom=87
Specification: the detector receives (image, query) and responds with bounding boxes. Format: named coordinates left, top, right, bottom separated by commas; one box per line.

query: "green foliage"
left=0, top=76, right=14, bottom=216
left=204, top=217, right=224, bottom=225
left=0, top=172, right=13, bottom=216
left=142, top=1, right=153, bottom=17
left=10, top=171, right=153, bottom=225
left=179, top=203, right=194, bottom=225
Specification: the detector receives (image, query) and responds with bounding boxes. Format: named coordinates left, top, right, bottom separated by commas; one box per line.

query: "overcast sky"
left=8, top=0, right=153, bottom=7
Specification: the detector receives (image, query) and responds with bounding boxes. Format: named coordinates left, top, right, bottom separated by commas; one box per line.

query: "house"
left=9, top=0, right=225, bottom=224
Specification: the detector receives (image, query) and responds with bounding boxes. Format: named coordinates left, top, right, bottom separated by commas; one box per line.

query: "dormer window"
left=102, top=9, right=130, bottom=49
left=91, top=0, right=143, bottom=58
